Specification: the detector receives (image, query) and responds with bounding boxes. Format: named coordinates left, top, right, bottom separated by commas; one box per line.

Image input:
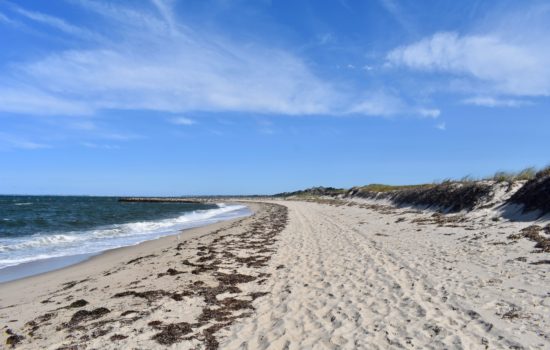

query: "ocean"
left=0, top=195, right=250, bottom=276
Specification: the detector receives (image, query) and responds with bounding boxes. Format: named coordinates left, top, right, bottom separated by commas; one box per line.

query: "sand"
left=1, top=202, right=288, bottom=349
left=222, top=199, right=549, bottom=349
left=2, top=199, right=549, bottom=349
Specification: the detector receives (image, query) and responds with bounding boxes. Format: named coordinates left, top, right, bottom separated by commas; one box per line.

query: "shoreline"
left=0, top=212, right=250, bottom=292
left=0, top=201, right=288, bottom=349
left=0, top=203, right=252, bottom=284
left=2, top=199, right=549, bottom=349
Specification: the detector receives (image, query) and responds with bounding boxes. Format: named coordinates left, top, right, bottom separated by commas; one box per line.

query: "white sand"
left=222, top=199, right=549, bottom=349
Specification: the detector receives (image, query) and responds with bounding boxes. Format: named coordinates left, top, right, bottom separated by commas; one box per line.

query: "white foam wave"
left=0, top=234, right=83, bottom=252
left=0, top=203, right=250, bottom=269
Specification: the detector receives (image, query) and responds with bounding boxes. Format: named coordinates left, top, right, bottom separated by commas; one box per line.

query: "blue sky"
left=1, top=0, right=549, bottom=195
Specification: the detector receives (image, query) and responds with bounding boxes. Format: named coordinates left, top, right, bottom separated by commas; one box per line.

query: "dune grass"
left=356, top=183, right=432, bottom=193
left=488, top=167, right=538, bottom=182
left=354, top=166, right=549, bottom=194
left=280, top=166, right=550, bottom=198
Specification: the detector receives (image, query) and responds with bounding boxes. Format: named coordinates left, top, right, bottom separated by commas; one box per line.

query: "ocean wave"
left=0, top=203, right=250, bottom=269
left=14, top=202, right=33, bottom=206
left=0, top=234, right=83, bottom=252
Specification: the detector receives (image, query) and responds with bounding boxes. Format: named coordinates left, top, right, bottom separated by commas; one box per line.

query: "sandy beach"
left=2, top=199, right=550, bottom=349
left=224, top=199, right=549, bottom=349
left=1, top=202, right=287, bottom=349
left=3, top=1, right=550, bottom=349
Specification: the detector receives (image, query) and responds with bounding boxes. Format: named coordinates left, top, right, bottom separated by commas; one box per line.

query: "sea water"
left=0, top=195, right=250, bottom=276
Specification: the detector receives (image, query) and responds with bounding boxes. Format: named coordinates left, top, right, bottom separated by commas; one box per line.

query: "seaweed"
left=67, top=299, right=88, bottom=308
left=5, top=329, right=24, bottom=348
left=151, top=322, right=193, bottom=345
left=112, top=290, right=170, bottom=302
left=67, top=308, right=110, bottom=327
left=157, top=268, right=185, bottom=278
left=110, top=334, right=128, bottom=341
left=61, top=278, right=90, bottom=291
left=126, top=254, right=157, bottom=265
left=508, top=225, right=550, bottom=253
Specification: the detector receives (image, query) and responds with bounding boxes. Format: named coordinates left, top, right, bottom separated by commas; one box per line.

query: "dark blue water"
left=0, top=196, right=249, bottom=270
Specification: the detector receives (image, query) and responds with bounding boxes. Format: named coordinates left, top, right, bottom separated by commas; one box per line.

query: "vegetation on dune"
left=353, top=166, right=546, bottom=192
left=354, top=183, right=432, bottom=193
left=275, top=165, right=550, bottom=215
left=488, top=167, right=538, bottom=183
left=535, top=165, right=550, bottom=178
left=349, top=182, right=493, bottom=212
left=509, top=166, right=550, bottom=215
left=274, top=186, right=346, bottom=198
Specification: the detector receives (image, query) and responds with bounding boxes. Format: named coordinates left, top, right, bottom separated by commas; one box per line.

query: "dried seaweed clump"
left=508, top=225, right=550, bottom=253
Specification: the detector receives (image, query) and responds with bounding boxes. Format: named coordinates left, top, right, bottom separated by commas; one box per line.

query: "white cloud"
left=0, top=1, right=440, bottom=119
left=461, top=96, right=530, bottom=108
left=0, top=1, right=341, bottom=117
left=69, top=120, right=97, bottom=130
left=258, top=127, right=275, bottom=135
left=0, top=12, right=13, bottom=24
left=170, top=117, right=196, bottom=125
left=387, top=31, right=550, bottom=96
left=99, top=132, right=142, bottom=141
left=12, top=5, right=100, bottom=41
left=418, top=108, right=440, bottom=118
left=0, top=132, right=50, bottom=150
left=436, top=122, right=446, bottom=131
left=348, top=91, right=440, bottom=118
left=349, top=92, right=405, bottom=116
left=81, top=142, right=119, bottom=149
left=150, top=0, right=178, bottom=35
left=15, top=43, right=338, bottom=116
left=0, top=86, right=92, bottom=115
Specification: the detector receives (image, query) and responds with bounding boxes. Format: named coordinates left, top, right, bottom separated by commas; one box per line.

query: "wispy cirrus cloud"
left=99, top=132, right=143, bottom=141
left=378, top=0, right=416, bottom=34
left=0, top=86, right=92, bottom=116
left=0, top=0, right=342, bottom=117
left=462, top=96, right=531, bottom=108
left=348, top=91, right=440, bottom=118
left=81, top=142, right=120, bottom=150
left=0, top=0, right=438, bottom=119
left=11, top=4, right=101, bottom=41
left=170, top=117, right=196, bottom=125
left=0, top=12, right=14, bottom=24
left=0, top=132, right=51, bottom=150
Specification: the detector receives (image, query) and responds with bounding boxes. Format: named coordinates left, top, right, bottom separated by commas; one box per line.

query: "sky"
left=1, top=0, right=549, bottom=195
